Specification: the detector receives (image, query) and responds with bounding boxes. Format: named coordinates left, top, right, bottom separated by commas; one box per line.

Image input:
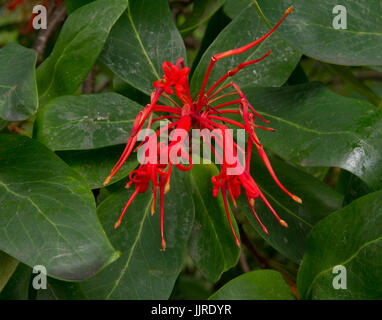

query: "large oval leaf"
left=223, top=0, right=251, bottom=19
left=260, top=0, right=382, bottom=65
left=0, top=43, right=37, bottom=121
left=188, top=164, right=240, bottom=283
left=57, top=146, right=138, bottom=189
left=209, top=270, right=295, bottom=300
left=237, top=153, right=343, bottom=263
left=35, top=93, right=143, bottom=151
left=240, top=82, right=382, bottom=190
left=0, top=135, right=118, bottom=281
left=37, top=0, right=127, bottom=105
left=297, top=190, right=382, bottom=299
left=101, top=0, right=186, bottom=95
left=37, top=277, right=86, bottom=300
left=81, top=170, right=195, bottom=299
left=191, top=2, right=301, bottom=94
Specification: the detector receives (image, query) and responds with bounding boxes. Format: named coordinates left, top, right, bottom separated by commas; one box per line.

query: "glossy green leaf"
left=0, top=135, right=119, bottom=281
left=171, top=275, right=212, bottom=300
left=0, top=251, right=19, bottom=292
left=191, top=2, right=301, bottom=94
left=260, top=0, right=382, bottom=65
left=37, top=0, right=127, bottom=105
left=298, top=190, right=382, bottom=299
left=64, top=0, right=95, bottom=13
left=100, top=0, right=186, bottom=95
left=336, top=170, right=371, bottom=206
left=81, top=170, right=195, bottom=299
left=57, top=145, right=138, bottom=189
left=179, top=0, right=225, bottom=36
left=209, top=270, right=295, bottom=300
left=188, top=164, right=240, bottom=283
left=240, top=82, right=382, bottom=190
left=35, top=92, right=143, bottom=151
left=223, top=0, right=251, bottom=19
left=189, top=8, right=231, bottom=76
left=0, top=43, right=37, bottom=121
left=37, top=278, right=86, bottom=300
left=237, top=153, right=343, bottom=262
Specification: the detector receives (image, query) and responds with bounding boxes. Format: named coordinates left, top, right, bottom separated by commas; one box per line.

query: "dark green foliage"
left=0, top=0, right=381, bottom=300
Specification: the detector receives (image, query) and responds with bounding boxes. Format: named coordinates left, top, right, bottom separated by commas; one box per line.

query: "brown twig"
left=324, top=167, right=341, bottom=189
left=33, top=1, right=67, bottom=65
left=239, top=223, right=298, bottom=297
left=7, top=121, right=26, bottom=135
left=95, top=79, right=111, bottom=93
left=82, top=67, right=96, bottom=94
left=239, top=249, right=251, bottom=273
left=239, top=224, right=271, bottom=269
left=356, top=71, right=382, bottom=81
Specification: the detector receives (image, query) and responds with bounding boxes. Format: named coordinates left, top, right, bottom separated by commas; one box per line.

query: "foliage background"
left=0, top=0, right=381, bottom=300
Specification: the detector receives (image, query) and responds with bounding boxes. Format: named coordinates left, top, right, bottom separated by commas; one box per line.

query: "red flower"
left=153, top=59, right=191, bottom=103
left=105, top=6, right=301, bottom=250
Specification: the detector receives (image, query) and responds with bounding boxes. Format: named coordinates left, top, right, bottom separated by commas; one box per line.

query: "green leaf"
left=64, top=0, right=95, bottom=14
left=37, top=278, right=86, bottom=300
left=191, top=2, right=301, bottom=94
left=179, top=0, right=225, bottom=36
left=223, top=0, right=251, bottom=19
left=0, top=251, right=19, bottom=293
left=259, top=0, right=382, bottom=65
left=37, top=0, right=127, bottom=105
left=0, top=135, right=118, bottom=281
left=237, top=153, right=343, bottom=262
left=81, top=170, right=195, bottom=299
left=240, top=82, right=382, bottom=190
left=336, top=170, right=371, bottom=206
left=188, top=164, right=240, bottom=283
left=0, top=43, right=37, bottom=121
left=0, top=263, right=31, bottom=300
left=100, top=0, right=186, bottom=95
left=35, top=92, right=143, bottom=151
left=297, top=190, right=382, bottom=299
left=57, top=145, right=138, bottom=189
left=209, top=270, right=295, bottom=300
left=171, top=275, right=212, bottom=300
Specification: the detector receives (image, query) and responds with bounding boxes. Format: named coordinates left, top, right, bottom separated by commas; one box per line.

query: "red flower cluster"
left=105, top=6, right=301, bottom=250
left=153, top=59, right=191, bottom=102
